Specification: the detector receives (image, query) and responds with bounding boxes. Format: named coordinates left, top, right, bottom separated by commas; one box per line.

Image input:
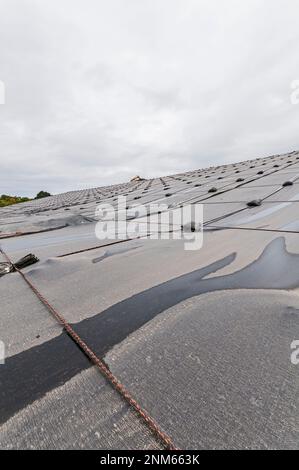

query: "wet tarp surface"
left=0, top=151, right=299, bottom=449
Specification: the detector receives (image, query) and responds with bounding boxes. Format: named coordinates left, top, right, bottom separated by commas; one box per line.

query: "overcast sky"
left=0, top=0, right=299, bottom=197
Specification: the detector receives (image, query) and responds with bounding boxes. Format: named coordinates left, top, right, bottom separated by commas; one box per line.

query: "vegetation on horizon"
left=0, top=190, right=52, bottom=207
left=0, top=194, right=31, bottom=207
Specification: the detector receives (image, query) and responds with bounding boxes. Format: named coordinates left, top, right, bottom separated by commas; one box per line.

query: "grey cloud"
left=0, top=0, right=299, bottom=197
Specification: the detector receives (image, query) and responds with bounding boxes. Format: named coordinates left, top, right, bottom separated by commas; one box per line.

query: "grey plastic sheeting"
left=0, top=272, right=63, bottom=357
left=0, top=367, right=163, bottom=450
left=1, top=152, right=298, bottom=235
left=106, top=289, right=299, bottom=449
left=211, top=200, right=299, bottom=230
left=0, top=268, right=163, bottom=449
left=1, top=150, right=299, bottom=449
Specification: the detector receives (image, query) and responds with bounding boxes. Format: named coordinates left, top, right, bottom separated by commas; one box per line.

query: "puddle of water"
left=2, top=237, right=299, bottom=424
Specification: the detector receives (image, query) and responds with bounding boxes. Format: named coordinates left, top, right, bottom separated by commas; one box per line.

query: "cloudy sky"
left=0, top=0, right=299, bottom=197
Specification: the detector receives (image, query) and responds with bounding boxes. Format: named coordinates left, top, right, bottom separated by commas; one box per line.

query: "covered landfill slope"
left=1, top=150, right=299, bottom=449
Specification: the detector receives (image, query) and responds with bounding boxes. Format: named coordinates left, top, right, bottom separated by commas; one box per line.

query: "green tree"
left=35, top=191, right=51, bottom=199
